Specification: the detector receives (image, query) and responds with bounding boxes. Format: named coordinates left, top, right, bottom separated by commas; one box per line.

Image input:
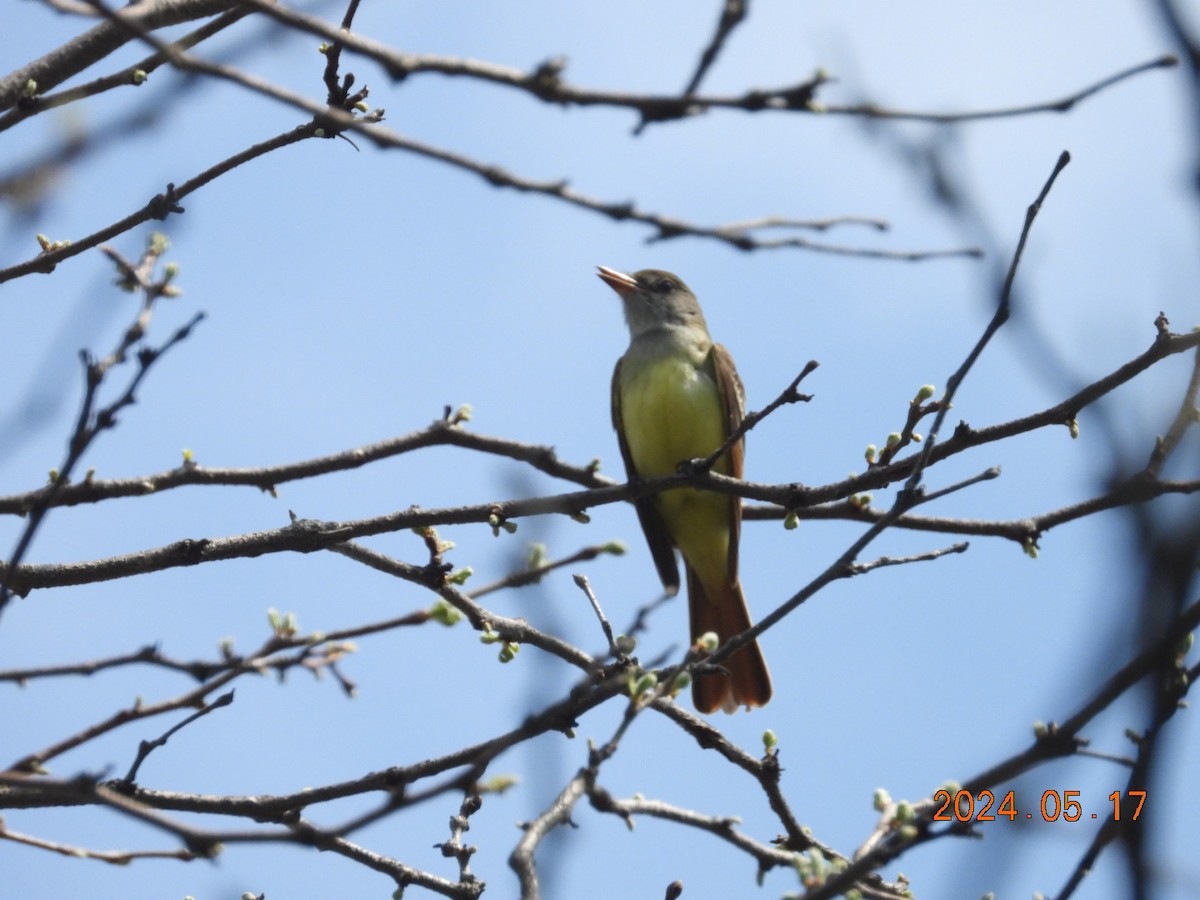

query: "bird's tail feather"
left=686, top=566, right=772, bottom=714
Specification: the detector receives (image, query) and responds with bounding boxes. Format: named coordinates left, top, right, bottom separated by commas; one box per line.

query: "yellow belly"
left=619, top=353, right=732, bottom=589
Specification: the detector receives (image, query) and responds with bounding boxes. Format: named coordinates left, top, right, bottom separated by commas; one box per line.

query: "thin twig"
left=122, top=690, right=235, bottom=783
left=706, top=155, right=1072, bottom=671
left=0, top=7, right=252, bottom=135
left=905, top=151, right=1072, bottom=495
left=846, top=542, right=968, bottom=575
left=681, top=0, right=749, bottom=97
left=0, top=821, right=201, bottom=864
left=572, top=574, right=619, bottom=657
left=809, top=600, right=1200, bottom=900
left=211, top=2, right=1179, bottom=126
left=0, top=305, right=204, bottom=614
left=691, top=361, right=818, bottom=473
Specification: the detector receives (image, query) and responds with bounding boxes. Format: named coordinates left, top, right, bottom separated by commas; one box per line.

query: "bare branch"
left=678, top=0, right=750, bottom=98
left=5, top=322, right=1198, bottom=596
left=0, top=0, right=243, bottom=112
left=509, top=771, right=588, bottom=899
left=0, top=7, right=252, bottom=135
left=121, top=690, right=235, bottom=784
left=0, top=819, right=202, bottom=865
left=824, top=55, right=1178, bottom=122
left=220, top=2, right=1178, bottom=126
left=0, top=270, right=203, bottom=613
left=0, top=129, right=310, bottom=283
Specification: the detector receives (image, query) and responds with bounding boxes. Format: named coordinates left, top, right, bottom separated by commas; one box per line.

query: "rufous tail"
left=686, top=566, right=772, bottom=714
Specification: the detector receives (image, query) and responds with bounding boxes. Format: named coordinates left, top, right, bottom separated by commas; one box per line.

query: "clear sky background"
left=2, top=1, right=1199, bottom=898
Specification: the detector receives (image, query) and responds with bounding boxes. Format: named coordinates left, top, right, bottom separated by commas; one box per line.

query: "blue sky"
left=2, top=1, right=1198, bottom=898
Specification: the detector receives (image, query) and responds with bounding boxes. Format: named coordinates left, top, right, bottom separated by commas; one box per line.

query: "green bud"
left=132, top=69, right=147, bottom=85
left=148, top=232, right=170, bottom=255
left=314, top=127, right=326, bottom=138
left=447, top=567, right=473, bottom=585
left=354, top=101, right=368, bottom=113
left=452, top=403, right=472, bottom=424
left=1022, top=538, right=1039, bottom=559
left=898, top=824, right=918, bottom=841
left=47, top=468, right=60, bottom=483
left=894, top=800, right=915, bottom=823
left=613, top=634, right=637, bottom=655
left=601, top=540, right=627, bottom=555
left=865, top=444, right=877, bottom=463
left=886, top=432, right=901, bottom=449
left=275, top=612, right=297, bottom=637
left=762, top=729, right=778, bottom=752
left=873, top=788, right=891, bottom=811
left=488, top=514, right=516, bottom=536
left=428, top=599, right=461, bottom=626
left=181, top=448, right=194, bottom=463
left=479, top=628, right=500, bottom=644
left=1067, top=418, right=1080, bottom=439
left=526, top=542, right=547, bottom=569
left=783, top=510, right=799, bottom=530
left=498, top=641, right=520, bottom=663
left=632, top=671, right=658, bottom=696
left=23, top=79, right=37, bottom=97
left=695, top=631, right=719, bottom=653
left=668, top=670, right=690, bottom=695
left=482, top=774, right=519, bottom=793
left=570, top=511, right=591, bottom=524
left=1032, top=720, right=1047, bottom=737
left=318, top=42, right=330, bottom=54
left=916, top=384, right=936, bottom=402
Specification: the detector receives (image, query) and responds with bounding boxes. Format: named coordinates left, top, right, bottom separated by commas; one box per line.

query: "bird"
left=598, top=265, right=772, bottom=713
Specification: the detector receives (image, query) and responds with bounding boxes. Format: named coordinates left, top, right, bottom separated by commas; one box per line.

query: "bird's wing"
left=612, top=356, right=681, bottom=595
left=710, top=342, right=745, bottom=580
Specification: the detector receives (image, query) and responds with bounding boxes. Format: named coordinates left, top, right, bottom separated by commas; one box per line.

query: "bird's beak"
left=596, top=265, right=638, bottom=298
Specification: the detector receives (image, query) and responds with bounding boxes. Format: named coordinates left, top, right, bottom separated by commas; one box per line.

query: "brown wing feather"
left=709, top=343, right=745, bottom=581
left=612, top=357, right=681, bottom=595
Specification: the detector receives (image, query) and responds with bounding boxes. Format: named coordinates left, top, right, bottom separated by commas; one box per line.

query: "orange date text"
left=931, top=789, right=1146, bottom=823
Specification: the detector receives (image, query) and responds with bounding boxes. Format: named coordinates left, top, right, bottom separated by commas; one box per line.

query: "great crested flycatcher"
left=598, top=265, right=772, bottom=714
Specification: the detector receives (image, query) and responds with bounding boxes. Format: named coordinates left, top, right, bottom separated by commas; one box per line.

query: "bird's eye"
left=655, top=278, right=676, bottom=293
